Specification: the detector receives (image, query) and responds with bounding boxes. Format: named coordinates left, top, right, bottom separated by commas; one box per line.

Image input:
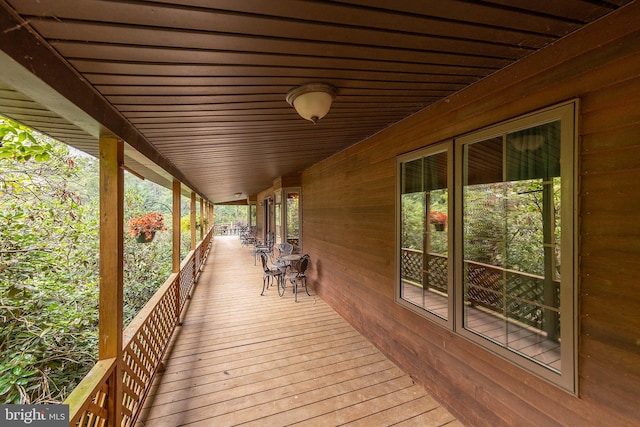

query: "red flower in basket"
left=127, top=212, right=168, bottom=241
left=428, top=211, right=447, bottom=231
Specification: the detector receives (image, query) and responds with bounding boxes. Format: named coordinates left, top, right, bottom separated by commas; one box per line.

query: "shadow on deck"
left=137, top=236, right=461, bottom=426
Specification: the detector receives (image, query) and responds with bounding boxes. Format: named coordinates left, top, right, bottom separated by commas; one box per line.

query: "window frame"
left=395, top=141, right=454, bottom=329
left=395, top=100, right=579, bottom=393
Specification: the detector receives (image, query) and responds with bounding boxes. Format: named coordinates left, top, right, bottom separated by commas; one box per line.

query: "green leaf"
left=0, top=383, right=13, bottom=396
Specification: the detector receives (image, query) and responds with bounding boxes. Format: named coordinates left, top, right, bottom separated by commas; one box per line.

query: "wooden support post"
left=205, top=202, right=209, bottom=233
left=200, top=197, right=204, bottom=241
left=172, top=180, right=181, bottom=320
left=190, top=192, right=196, bottom=251
left=98, top=136, right=123, bottom=427
left=190, top=192, right=197, bottom=284
left=209, top=202, right=214, bottom=231
left=172, top=180, right=181, bottom=274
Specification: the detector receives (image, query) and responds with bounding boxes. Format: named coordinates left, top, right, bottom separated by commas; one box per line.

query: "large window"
left=398, top=144, right=452, bottom=326
left=396, top=102, right=577, bottom=392
left=285, top=190, right=301, bottom=252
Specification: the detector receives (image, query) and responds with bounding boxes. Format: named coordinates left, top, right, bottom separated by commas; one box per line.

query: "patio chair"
left=240, top=226, right=257, bottom=247
left=276, top=242, right=294, bottom=257
left=272, top=242, right=294, bottom=270
left=260, top=252, right=282, bottom=296
left=284, top=254, right=311, bottom=302
left=251, top=231, right=274, bottom=265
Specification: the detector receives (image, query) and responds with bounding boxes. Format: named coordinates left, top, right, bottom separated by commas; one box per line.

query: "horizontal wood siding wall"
left=302, top=3, right=640, bottom=426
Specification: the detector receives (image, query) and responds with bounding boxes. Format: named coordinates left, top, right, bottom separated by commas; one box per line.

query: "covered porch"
left=2, top=1, right=640, bottom=426
left=137, top=236, right=459, bottom=426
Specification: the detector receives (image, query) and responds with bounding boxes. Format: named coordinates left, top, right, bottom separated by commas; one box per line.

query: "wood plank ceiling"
left=0, top=0, right=633, bottom=202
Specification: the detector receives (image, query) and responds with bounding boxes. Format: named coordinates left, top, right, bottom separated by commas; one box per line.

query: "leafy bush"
left=1, top=116, right=180, bottom=403
left=1, top=119, right=99, bottom=403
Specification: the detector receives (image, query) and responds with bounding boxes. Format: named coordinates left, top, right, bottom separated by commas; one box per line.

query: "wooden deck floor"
left=137, top=236, right=462, bottom=427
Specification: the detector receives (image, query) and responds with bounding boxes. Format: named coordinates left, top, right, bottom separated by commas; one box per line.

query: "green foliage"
left=123, top=232, right=172, bottom=324
left=123, top=176, right=174, bottom=325
left=180, top=215, right=192, bottom=232
left=463, top=180, right=559, bottom=275
left=213, top=205, right=248, bottom=226
left=286, top=197, right=300, bottom=238
left=401, top=179, right=559, bottom=275
left=401, top=193, right=425, bottom=250
left=1, top=117, right=180, bottom=404
left=401, top=190, right=448, bottom=255
left=124, top=174, right=193, bottom=260
left=1, top=117, right=52, bottom=162
left=0, top=278, right=98, bottom=403
left=124, top=175, right=173, bottom=217
left=181, top=213, right=208, bottom=232
left=1, top=126, right=99, bottom=403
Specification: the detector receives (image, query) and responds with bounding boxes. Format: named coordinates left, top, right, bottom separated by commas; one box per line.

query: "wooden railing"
left=464, top=259, right=560, bottom=339
left=213, top=223, right=244, bottom=236
left=65, top=229, right=213, bottom=427
left=401, top=248, right=448, bottom=294
left=400, top=248, right=559, bottom=337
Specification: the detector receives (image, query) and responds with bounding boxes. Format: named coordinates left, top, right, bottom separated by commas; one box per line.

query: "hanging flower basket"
left=136, top=231, right=156, bottom=243
left=127, top=212, right=167, bottom=243
left=428, top=211, right=447, bottom=232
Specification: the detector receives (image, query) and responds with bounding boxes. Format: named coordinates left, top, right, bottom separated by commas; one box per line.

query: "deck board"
left=137, top=236, right=459, bottom=426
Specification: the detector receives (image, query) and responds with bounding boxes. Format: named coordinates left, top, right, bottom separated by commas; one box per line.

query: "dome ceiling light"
left=286, top=83, right=337, bottom=124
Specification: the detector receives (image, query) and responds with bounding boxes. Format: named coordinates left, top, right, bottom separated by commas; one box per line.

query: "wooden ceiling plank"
left=95, top=83, right=466, bottom=96
left=147, top=0, right=585, bottom=35
left=332, top=0, right=614, bottom=27
left=106, top=94, right=443, bottom=105
left=14, top=0, right=556, bottom=47
left=71, top=61, right=488, bottom=80
left=32, top=19, right=533, bottom=61
left=0, top=2, right=205, bottom=196
left=479, top=0, right=620, bottom=21
left=53, top=41, right=510, bottom=71
left=2, top=0, right=632, bottom=202
left=85, top=74, right=478, bottom=87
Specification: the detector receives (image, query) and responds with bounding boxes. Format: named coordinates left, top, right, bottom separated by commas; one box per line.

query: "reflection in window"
left=400, top=148, right=449, bottom=320
left=286, top=191, right=300, bottom=251
left=250, top=203, right=256, bottom=226
left=274, top=202, right=281, bottom=244
left=396, top=102, right=576, bottom=391
left=462, top=121, right=561, bottom=371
